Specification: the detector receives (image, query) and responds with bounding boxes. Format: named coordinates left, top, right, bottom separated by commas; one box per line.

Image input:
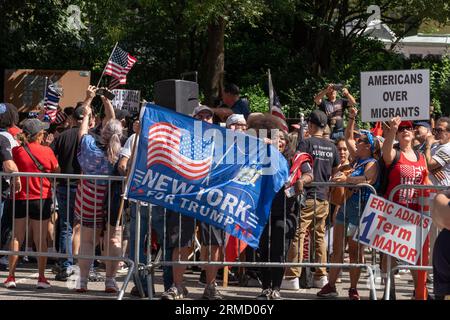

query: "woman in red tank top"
left=381, top=116, right=430, bottom=299
left=383, top=119, right=428, bottom=211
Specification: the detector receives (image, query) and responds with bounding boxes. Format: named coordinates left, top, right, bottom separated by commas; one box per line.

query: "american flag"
left=268, top=70, right=288, bottom=132
left=74, top=180, right=108, bottom=225
left=147, top=122, right=213, bottom=180
left=104, top=46, right=137, bottom=86
left=54, top=110, right=67, bottom=125
left=44, top=81, right=61, bottom=122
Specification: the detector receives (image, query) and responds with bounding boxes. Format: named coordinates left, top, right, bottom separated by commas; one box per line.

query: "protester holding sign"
left=381, top=116, right=430, bottom=298
left=317, top=107, right=379, bottom=300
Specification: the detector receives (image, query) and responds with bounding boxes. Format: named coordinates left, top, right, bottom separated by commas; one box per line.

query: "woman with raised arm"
left=74, top=85, right=124, bottom=293
left=317, top=107, right=379, bottom=300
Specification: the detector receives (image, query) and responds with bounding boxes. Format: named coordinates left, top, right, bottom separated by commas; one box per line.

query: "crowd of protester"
left=0, top=82, right=449, bottom=301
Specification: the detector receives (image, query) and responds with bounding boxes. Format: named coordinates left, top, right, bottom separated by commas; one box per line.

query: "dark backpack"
left=377, top=148, right=421, bottom=196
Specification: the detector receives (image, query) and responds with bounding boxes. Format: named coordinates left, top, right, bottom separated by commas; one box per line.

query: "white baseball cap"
left=226, top=114, right=246, bottom=128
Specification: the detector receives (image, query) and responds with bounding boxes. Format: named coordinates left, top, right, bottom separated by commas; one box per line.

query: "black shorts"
left=166, top=210, right=224, bottom=248
left=13, top=199, right=53, bottom=220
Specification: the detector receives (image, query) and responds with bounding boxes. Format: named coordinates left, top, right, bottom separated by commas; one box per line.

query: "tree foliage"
left=1, top=0, right=449, bottom=119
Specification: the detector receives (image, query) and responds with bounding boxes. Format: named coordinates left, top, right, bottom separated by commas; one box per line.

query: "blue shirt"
left=231, top=98, right=250, bottom=120
left=78, top=135, right=115, bottom=181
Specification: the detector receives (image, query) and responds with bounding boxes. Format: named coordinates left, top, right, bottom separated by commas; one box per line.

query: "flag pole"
left=96, top=42, right=118, bottom=88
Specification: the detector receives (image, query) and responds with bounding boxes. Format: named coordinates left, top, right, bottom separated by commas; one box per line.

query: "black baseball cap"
left=308, top=110, right=328, bottom=128
left=414, top=121, right=431, bottom=130
left=73, top=105, right=85, bottom=120
left=22, top=119, right=50, bottom=136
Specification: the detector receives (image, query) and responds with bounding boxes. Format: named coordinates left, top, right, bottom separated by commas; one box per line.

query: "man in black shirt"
left=314, top=83, right=356, bottom=126
left=50, top=105, right=84, bottom=281
left=222, top=83, right=251, bottom=120
left=285, top=110, right=339, bottom=288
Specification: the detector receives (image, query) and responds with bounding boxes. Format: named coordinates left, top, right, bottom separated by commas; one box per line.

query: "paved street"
left=0, top=261, right=422, bottom=300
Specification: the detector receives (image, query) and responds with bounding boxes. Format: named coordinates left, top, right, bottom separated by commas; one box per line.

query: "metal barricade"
left=0, top=172, right=134, bottom=300
left=135, top=182, right=379, bottom=300
left=383, top=184, right=446, bottom=300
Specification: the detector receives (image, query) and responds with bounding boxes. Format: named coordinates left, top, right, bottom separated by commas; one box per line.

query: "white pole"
left=96, top=42, right=118, bottom=88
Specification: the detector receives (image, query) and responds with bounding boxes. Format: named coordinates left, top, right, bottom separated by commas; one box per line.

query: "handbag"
left=329, top=164, right=354, bottom=206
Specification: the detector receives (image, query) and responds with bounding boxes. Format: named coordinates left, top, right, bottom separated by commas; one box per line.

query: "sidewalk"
left=0, top=264, right=420, bottom=300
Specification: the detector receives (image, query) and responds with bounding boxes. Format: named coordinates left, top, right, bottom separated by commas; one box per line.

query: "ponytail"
left=107, top=133, right=121, bottom=164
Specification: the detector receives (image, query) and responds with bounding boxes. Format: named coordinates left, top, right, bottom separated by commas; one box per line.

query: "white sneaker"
left=281, top=277, right=300, bottom=291
left=313, top=276, right=328, bottom=288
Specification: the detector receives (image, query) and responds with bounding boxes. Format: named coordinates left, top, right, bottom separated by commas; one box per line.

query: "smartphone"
left=96, top=88, right=116, bottom=100
left=333, top=84, right=344, bottom=91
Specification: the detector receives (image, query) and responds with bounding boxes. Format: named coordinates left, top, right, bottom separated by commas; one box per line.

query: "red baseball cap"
left=398, top=121, right=413, bottom=128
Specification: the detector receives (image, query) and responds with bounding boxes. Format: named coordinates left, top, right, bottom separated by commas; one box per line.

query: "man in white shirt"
left=425, top=117, right=450, bottom=186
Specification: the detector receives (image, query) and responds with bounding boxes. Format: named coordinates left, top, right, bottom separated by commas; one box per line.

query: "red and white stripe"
left=45, top=107, right=58, bottom=122
left=271, top=106, right=288, bottom=132
left=147, top=122, right=212, bottom=180
left=74, top=180, right=108, bottom=226
left=105, top=54, right=137, bottom=85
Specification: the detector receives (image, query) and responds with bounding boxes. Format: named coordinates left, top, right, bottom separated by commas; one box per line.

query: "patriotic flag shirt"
left=75, top=134, right=116, bottom=226
left=77, top=134, right=115, bottom=178
left=384, top=151, right=428, bottom=211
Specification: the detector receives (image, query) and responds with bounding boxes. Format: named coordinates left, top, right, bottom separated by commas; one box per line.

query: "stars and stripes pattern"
left=54, top=110, right=68, bottom=125
left=268, top=70, right=288, bottom=132
left=147, top=122, right=213, bottom=180
left=74, top=180, right=108, bottom=228
left=398, top=164, right=427, bottom=206
left=44, top=81, right=62, bottom=122
left=104, top=46, right=137, bottom=86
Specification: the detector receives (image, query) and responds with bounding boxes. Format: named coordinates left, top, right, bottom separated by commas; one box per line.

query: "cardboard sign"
left=111, top=89, right=141, bottom=113
left=4, top=69, right=91, bottom=112
left=354, top=194, right=431, bottom=264
left=360, top=69, right=429, bottom=122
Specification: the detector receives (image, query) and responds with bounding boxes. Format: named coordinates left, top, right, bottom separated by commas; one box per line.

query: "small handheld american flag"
left=44, top=80, right=62, bottom=122
left=104, top=45, right=137, bottom=89
left=268, top=69, right=288, bottom=132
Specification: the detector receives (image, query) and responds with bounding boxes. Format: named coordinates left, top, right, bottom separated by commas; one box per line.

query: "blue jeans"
left=129, top=203, right=173, bottom=293
left=57, top=185, right=77, bottom=269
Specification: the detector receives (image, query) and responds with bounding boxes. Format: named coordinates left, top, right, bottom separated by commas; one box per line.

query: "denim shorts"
left=335, top=194, right=365, bottom=235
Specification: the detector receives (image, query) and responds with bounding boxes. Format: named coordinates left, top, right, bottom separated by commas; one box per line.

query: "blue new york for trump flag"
left=126, top=104, right=289, bottom=248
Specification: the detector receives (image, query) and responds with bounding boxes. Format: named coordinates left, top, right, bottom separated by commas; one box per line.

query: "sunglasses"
left=398, top=126, right=414, bottom=133
left=433, top=128, right=449, bottom=134
left=357, top=138, right=370, bottom=144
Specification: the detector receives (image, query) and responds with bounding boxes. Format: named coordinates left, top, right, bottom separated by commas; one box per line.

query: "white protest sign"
left=111, top=89, right=141, bottom=113
left=354, top=194, right=431, bottom=264
left=360, top=69, right=429, bottom=122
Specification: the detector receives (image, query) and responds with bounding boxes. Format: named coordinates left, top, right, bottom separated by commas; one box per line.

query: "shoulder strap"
left=23, top=144, right=46, bottom=172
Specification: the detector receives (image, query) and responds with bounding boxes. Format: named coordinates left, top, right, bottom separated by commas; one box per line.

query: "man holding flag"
left=126, top=103, right=290, bottom=300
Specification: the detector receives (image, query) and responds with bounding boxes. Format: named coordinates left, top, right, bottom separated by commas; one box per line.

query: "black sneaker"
left=55, top=268, right=75, bottom=281
left=202, top=283, right=224, bottom=300
left=256, top=288, right=272, bottom=300
left=198, top=270, right=206, bottom=285
left=130, top=286, right=149, bottom=298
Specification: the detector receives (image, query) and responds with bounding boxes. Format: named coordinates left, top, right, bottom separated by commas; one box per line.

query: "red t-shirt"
left=384, top=151, right=428, bottom=211
left=12, top=142, right=58, bottom=200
